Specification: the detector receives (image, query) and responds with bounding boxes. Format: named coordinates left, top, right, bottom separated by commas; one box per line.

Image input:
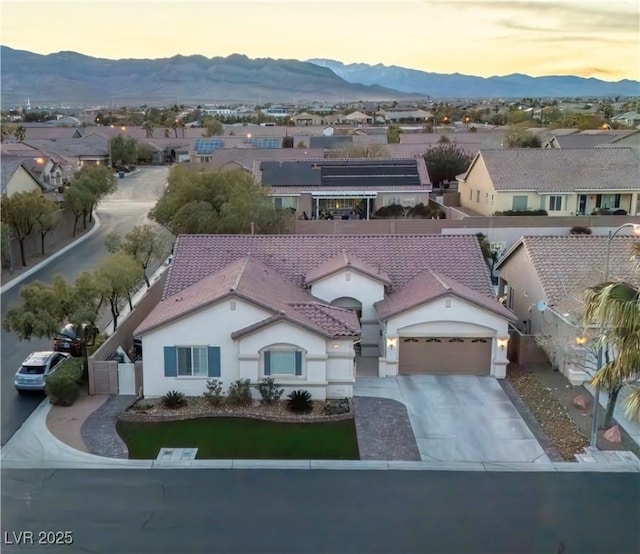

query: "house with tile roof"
left=0, top=156, right=62, bottom=199
left=542, top=129, right=639, bottom=150
left=254, top=157, right=431, bottom=219
left=495, top=234, right=640, bottom=382
left=457, top=148, right=640, bottom=217
left=134, top=234, right=515, bottom=399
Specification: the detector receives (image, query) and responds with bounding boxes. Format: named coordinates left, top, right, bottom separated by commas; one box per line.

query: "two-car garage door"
left=399, top=337, right=491, bottom=375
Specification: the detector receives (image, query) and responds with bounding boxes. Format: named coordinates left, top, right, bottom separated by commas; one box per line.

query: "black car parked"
left=53, top=323, right=98, bottom=357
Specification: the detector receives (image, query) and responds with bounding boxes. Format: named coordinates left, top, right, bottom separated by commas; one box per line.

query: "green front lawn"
left=116, top=417, right=360, bottom=460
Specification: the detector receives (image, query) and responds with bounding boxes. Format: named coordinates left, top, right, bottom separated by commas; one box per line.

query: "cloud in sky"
left=1, top=0, right=638, bottom=81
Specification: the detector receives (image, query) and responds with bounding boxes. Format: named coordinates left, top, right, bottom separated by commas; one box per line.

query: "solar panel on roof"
left=251, top=138, right=280, bottom=149
left=194, top=138, right=224, bottom=154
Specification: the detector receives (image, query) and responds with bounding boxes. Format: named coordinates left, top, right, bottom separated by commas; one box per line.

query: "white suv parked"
left=14, top=351, right=71, bottom=392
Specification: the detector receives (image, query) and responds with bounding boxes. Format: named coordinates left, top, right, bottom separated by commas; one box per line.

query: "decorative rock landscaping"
left=118, top=396, right=353, bottom=424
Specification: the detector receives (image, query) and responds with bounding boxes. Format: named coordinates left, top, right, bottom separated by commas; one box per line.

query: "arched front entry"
left=330, top=297, right=362, bottom=320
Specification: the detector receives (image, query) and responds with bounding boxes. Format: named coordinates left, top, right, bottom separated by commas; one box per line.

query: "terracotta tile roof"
left=210, top=148, right=325, bottom=172
left=466, top=148, right=640, bottom=192
left=498, top=235, right=640, bottom=311
left=304, top=250, right=392, bottom=285
left=163, top=234, right=494, bottom=300
left=136, top=255, right=360, bottom=338
left=375, top=269, right=516, bottom=321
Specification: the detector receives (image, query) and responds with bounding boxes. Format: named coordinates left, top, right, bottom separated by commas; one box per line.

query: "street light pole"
left=590, top=223, right=640, bottom=447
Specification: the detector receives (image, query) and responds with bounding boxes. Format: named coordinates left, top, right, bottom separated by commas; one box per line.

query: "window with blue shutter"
left=264, top=351, right=271, bottom=376
left=163, top=346, right=177, bottom=377
left=207, top=346, right=221, bottom=377
left=295, top=351, right=302, bottom=376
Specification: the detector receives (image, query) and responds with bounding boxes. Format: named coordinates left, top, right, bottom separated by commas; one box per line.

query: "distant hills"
left=2, top=46, right=638, bottom=107
left=309, top=59, right=640, bottom=98
left=0, top=47, right=413, bottom=106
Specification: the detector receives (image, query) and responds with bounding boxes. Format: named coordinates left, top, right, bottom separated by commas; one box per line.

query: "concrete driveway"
left=355, top=375, right=550, bottom=464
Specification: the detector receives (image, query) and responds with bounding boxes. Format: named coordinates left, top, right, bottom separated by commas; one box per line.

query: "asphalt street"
left=1, top=167, right=171, bottom=445
left=2, top=469, right=639, bottom=554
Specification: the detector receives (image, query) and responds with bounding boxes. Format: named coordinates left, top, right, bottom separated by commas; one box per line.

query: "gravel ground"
left=506, top=366, right=589, bottom=461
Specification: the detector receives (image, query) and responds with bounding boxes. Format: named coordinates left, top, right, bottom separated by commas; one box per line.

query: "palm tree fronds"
left=623, top=387, right=640, bottom=424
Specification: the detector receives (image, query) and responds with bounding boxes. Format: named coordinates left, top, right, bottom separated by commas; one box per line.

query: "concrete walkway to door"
left=355, top=375, right=550, bottom=464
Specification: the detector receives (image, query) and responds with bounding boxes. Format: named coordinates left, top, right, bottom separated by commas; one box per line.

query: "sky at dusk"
left=2, top=0, right=639, bottom=82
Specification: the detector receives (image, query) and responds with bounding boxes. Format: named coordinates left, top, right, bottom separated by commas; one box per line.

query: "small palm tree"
left=14, top=125, right=26, bottom=142
left=164, top=128, right=170, bottom=138
left=583, top=242, right=640, bottom=426
left=142, top=121, right=154, bottom=138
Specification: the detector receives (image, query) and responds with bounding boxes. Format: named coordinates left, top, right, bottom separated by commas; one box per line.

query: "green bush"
left=161, top=390, right=186, bottom=409
left=493, top=209, right=548, bottom=216
left=409, top=203, right=431, bottom=218
left=287, top=389, right=313, bottom=414
left=45, top=357, right=84, bottom=406
left=203, top=378, right=224, bottom=407
left=227, top=379, right=253, bottom=406
left=570, top=225, right=592, bottom=235
left=374, top=204, right=404, bottom=218
left=254, top=377, right=284, bottom=405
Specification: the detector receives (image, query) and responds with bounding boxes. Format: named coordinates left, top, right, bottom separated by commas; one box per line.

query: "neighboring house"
left=495, top=235, right=640, bottom=381
left=611, top=111, right=640, bottom=128
left=141, top=138, right=192, bottom=164
left=542, top=130, right=639, bottom=149
left=24, top=135, right=110, bottom=167
left=253, top=157, right=431, bottom=219
left=134, top=234, right=515, bottom=399
left=339, top=111, right=373, bottom=125
left=0, top=156, right=60, bottom=199
left=292, top=112, right=325, bottom=126
left=382, top=110, right=432, bottom=123
left=207, top=148, right=325, bottom=172
left=457, top=148, right=640, bottom=216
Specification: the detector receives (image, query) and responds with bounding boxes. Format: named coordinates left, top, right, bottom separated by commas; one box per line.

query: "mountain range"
left=308, top=59, right=639, bottom=98
left=0, top=47, right=410, bottom=106
left=1, top=46, right=638, bottom=107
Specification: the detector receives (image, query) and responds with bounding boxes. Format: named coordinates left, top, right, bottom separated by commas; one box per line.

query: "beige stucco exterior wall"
left=458, top=154, right=640, bottom=216
left=5, top=166, right=42, bottom=197
left=497, top=246, right=547, bottom=332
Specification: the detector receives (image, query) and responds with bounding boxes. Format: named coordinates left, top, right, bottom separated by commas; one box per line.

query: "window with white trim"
left=274, top=196, right=298, bottom=209
left=177, top=346, right=208, bottom=377
left=549, top=195, right=562, bottom=211
left=263, top=347, right=303, bottom=377
left=476, top=190, right=480, bottom=203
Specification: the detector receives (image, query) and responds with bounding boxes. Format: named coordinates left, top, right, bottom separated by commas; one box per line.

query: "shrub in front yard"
left=45, top=357, right=85, bottom=406
left=254, top=377, right=284, bottom=405
left=227, top=379, right=252, bottom=406
left=162, top=390, right=186, bottom=409
left=203, top=378, right=224, bottom=406
left=287, top=389, right=313, bottom=414
left=570, top=225, right=592, bottom=235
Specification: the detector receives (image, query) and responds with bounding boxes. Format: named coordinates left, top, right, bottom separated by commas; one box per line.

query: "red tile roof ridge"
left=429, top=269, right=452, bottom=291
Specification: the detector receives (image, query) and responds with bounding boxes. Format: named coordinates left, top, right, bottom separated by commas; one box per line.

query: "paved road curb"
left=0, top=212, right=101, bottom=295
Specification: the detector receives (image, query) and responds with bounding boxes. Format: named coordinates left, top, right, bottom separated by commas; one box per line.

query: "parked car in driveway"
left=14, top=351, right=71, bottom=392
left=53, top=323, right=97, bottom=357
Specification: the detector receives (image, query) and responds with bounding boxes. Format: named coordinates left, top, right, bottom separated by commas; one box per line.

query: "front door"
left=578, top=195, right=587, bottom=215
